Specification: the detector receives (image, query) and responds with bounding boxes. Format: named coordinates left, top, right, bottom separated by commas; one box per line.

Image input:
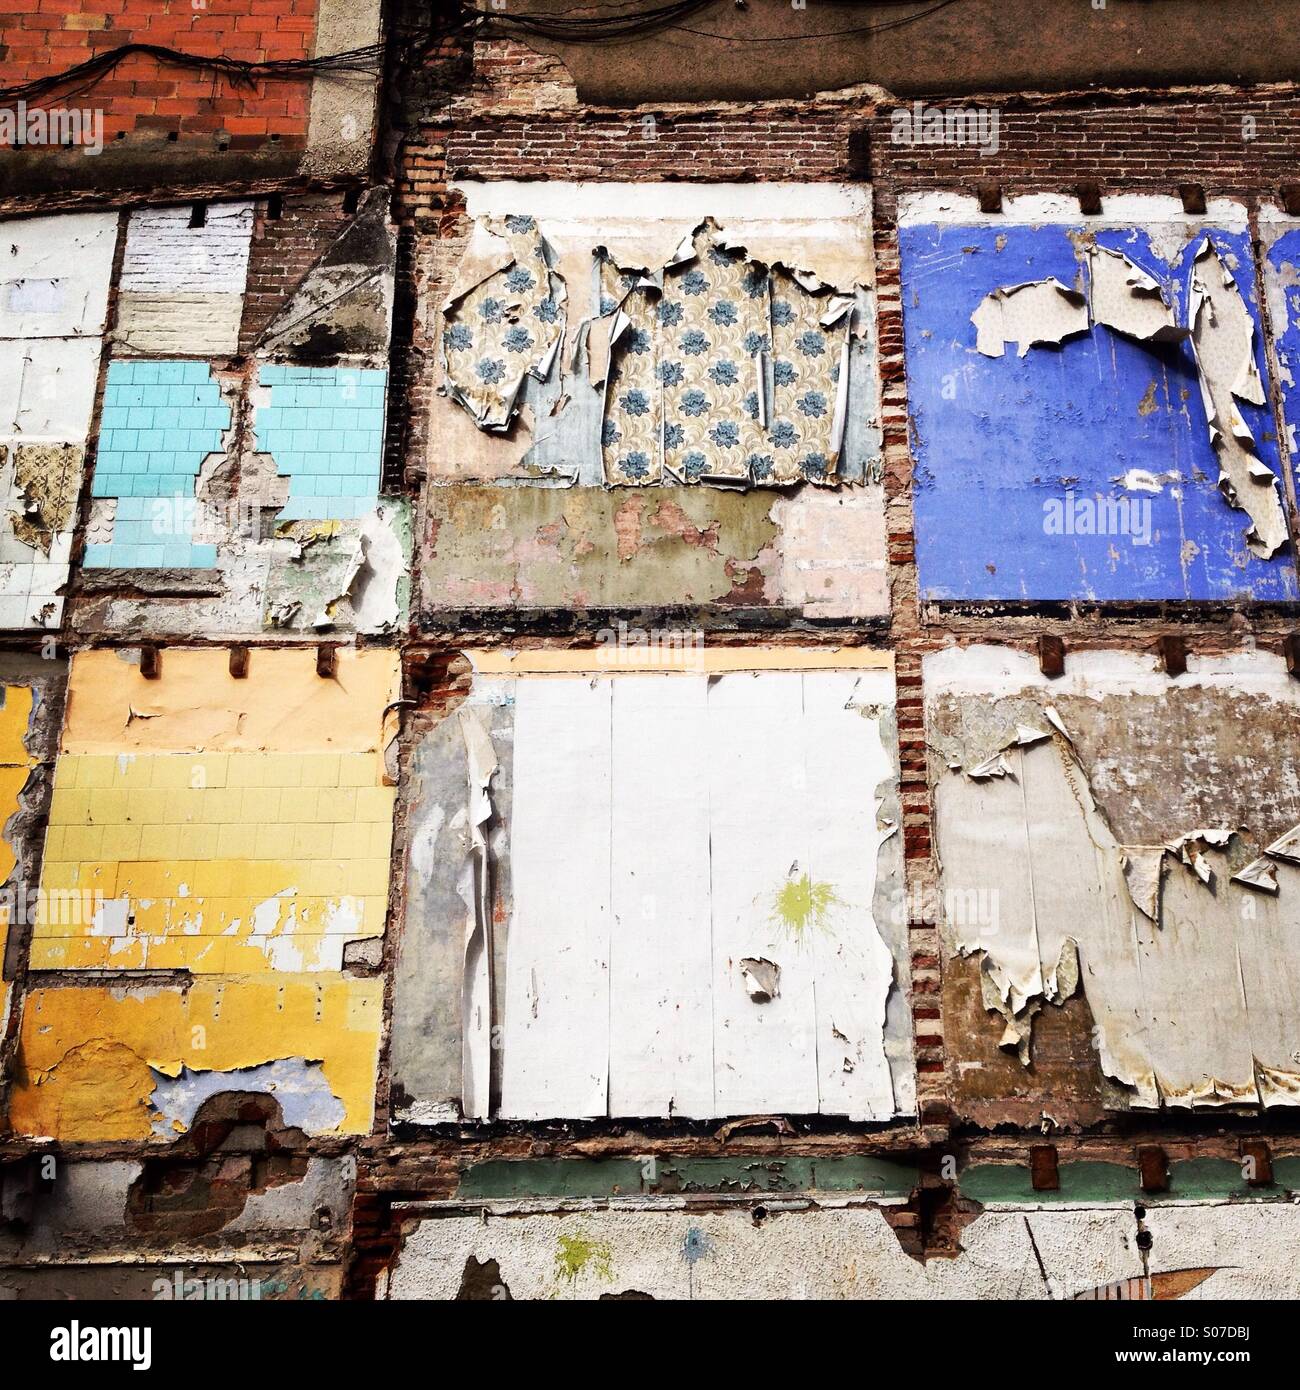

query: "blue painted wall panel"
left=900, top=222, right=1297, bottom=601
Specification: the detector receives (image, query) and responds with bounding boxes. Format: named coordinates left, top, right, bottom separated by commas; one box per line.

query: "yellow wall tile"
left=252, top=824, right=297, bottom=861
left=339, top=753, right=380, bottom=787
left=49, top=789, right=90, bottom=827
left=298, top=861, right=345, bottom=897
left=34, top=859, right=79, bottom=891
left=355, top=787, right=394, bottom=822
left=137, top=823, right=180, bottom=859
left=75, top=756, right=120, bottom=790
left=38, top=670, right=396, bottom=979
left=174, top=823, right=209, bottom=858
left=226, top=756, right=264, bottom=787
left=317, top=788, right=358, bottom=824
left=329, top=823, right=369, bottom=860
left=261, top=754, right=302, bottom=787
left=62, top=825, right=103, bottom=860
left=297, top=753, right=340, bottom=788
left=240, top=786, right=280, bottom=822
left=348, top=859, right=392, bottom=897
left=98, top=823, right=141, bottom=861
left=214, top=824, right=258, bottom=860
left=108, top=756, right=155, bottom=790
left=279, top=787, right=317, bottom=823
left=291, top=824, right=333, bottom=860
left=126, top=789, right=169, bottom=824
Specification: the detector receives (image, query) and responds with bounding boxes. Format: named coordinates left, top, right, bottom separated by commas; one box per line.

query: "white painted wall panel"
left=119, top=202, right=254, bottom=294
left=497, top=665, right=902, bottom=1121
left=0, top=212, right=117, bottom=339
left=116, top=202, right=253, bottom=355
left=608, top=675, right=714, bottom=1119
left=707, top=670, right=821, bottom=1116
left=0, top=338, right=101, bottom=440
left=803, top=671, right=898, bottom=1120
left=499, top=676, right=613, bottom=1119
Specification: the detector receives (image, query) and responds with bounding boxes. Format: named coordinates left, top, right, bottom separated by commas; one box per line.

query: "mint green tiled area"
left=85, top=360, right=225, bottom=569
left=255, top=365, right=387, bottom=522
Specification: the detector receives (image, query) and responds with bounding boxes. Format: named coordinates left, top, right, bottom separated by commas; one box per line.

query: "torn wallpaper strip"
left=440, top=215, right=566, bottom=432
left=931, top=659, right=1300, bottom=1110
left=600, top=223, right=853, bottom=487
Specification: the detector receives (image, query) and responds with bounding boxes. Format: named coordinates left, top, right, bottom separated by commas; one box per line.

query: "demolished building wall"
left=8, top=0, right=1300, bottom=1303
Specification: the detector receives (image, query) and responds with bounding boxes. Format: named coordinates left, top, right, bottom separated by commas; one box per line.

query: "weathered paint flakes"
left=928, top=645, right=1300, bottom=1109
left=9, top=977, right=382, bottom=1141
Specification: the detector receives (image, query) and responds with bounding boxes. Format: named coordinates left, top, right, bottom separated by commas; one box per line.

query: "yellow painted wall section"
left=61, top=647, right=401, bottom=754
left=7, top=977, right=382, bottom=1141
left=35, top=649, right=398, bottom=971
left=33, top=752, right=393, bottom=970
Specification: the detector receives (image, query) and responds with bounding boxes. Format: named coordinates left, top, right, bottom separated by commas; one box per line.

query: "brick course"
left=240, top=190, right=351, bottom=351
left=0, top=0, right=315, bottom=147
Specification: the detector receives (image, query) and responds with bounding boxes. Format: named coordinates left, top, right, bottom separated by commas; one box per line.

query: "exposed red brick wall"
left=0, top=0, right=316, bottom=147
left=867, top=90, right=1300, bottom=216
left=434, top=90, right=1300, bottom=211
left=442, top=108, right=855, bottom=185
left=240, top=189, right=350, bottom=351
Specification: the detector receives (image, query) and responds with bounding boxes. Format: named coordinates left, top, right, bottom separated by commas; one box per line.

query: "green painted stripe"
left=962, top=1158, right=1297, bottom=1205
left=458, top=1155, right=919, bottom=1200
left=458, top=1159, right=646, bottom=1200
left=654, top=1156, right=918, bottom=1196
left=961, top=1161, right=1137, bottom=1205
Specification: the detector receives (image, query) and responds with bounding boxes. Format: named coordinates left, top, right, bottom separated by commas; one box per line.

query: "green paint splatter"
left=554, top=1233, right=614, bottom=1284
left=771, top=873, right=840, bottom=939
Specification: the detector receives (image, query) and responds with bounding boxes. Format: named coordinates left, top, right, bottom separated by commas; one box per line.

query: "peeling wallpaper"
left=430, top=183, right=880, bottom=490
left=420, top=182, right=887, bottom=622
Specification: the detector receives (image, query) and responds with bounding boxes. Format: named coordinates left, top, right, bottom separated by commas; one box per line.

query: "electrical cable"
left=0, top=0, right=968, bottom=107
left=0, top=41, right=388, bottom=106
left=665, top=0, right=966, bottom=41
left=474, top=0, right=963, bottom=41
